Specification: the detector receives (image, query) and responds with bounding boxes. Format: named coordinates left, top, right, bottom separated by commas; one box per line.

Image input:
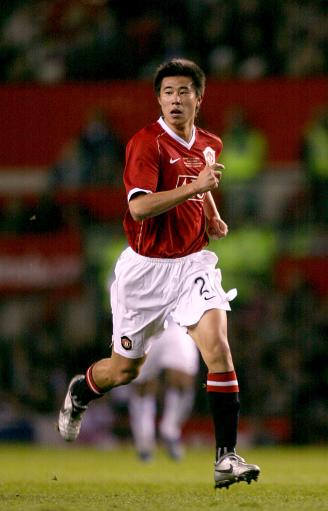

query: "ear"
left=195, top=96, right=203, bottom=115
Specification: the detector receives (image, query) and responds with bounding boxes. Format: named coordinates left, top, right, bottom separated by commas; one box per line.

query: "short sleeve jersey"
left=123, top=117, right=223, bottom=258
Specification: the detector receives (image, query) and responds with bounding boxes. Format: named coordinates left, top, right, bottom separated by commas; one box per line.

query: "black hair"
left=153, top=58, right=206, bottom=97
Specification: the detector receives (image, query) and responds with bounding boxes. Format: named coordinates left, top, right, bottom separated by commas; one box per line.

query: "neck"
left=163, top=117, right=194, bottom=142
left=175, top=126, right=192, bottom=142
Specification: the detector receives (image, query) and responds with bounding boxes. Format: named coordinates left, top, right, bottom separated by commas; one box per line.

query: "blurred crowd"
left=1, top=0, right=328, bottom=83
left=0, top=0, right=328, bottom=448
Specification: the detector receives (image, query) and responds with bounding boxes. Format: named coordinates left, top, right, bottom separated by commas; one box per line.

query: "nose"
left=172, top=92, right=182, bottom=103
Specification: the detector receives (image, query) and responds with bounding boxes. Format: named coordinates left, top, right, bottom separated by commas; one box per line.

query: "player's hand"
left=207, top=216, right=228, bottom=239
left=196, top=163, right=225, bottom=193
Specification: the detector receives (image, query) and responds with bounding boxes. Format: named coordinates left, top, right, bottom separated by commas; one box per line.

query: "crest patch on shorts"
left=121, top=336, right=132, bottom=350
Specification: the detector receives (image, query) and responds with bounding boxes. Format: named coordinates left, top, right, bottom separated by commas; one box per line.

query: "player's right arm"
left=129, top=163, right=223, bottom=222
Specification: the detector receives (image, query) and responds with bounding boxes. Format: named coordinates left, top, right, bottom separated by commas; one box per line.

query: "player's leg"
left=159, top=368, right=195, bottom=460
left=58, top=247, right=163, bottom=443
left=189, top=308, right=260, bottom=489
left=188, top=308, right=238, bottom=456
left=127, top=330, right=161, bottom=460
left=58, top=352, right=145, bottom=441
left=129, top=379, right=157, bottom=461
left=150, top=318, right=198, bottom=460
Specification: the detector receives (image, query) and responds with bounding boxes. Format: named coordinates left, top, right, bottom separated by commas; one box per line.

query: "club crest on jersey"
left=176, top=174, right=205, bottom=201
left=121, top=336, right=132, bottom=350
left=203, top=147, right=216, bottom=166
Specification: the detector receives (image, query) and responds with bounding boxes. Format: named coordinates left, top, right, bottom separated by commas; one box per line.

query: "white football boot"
left=58, top=375, right=88, bottom=441
left=214, top=452, right=260, bottom=489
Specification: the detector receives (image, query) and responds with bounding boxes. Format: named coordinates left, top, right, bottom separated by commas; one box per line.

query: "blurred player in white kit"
left=129, top=316, right=199, bottom=461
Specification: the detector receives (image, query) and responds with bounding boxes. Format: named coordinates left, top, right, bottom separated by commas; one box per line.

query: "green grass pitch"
left=0, top=444, right=327, bottom=511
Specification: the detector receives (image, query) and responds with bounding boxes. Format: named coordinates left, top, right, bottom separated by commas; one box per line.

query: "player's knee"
left=203, top=338, right=232, bottom=368
left=118, top=364, right=142, bottom=385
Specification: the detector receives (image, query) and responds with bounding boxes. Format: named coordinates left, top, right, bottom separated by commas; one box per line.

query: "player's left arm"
left=203, top=191, right=228, bottom=239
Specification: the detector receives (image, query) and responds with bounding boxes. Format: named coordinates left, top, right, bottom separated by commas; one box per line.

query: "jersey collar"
left=158, top=117, right=196, bottom=150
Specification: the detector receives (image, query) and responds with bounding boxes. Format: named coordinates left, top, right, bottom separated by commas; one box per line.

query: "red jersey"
left=123, top=117, right=223, bottom=258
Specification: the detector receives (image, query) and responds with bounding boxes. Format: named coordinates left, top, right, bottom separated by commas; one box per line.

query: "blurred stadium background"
left=0, top=0, right=327, bottom=449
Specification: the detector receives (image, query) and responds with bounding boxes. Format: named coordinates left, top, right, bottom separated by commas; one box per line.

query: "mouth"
left=170, top=109, right=183, bottom=116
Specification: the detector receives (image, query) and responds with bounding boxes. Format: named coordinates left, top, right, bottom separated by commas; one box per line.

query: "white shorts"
left=110, top=247, right=236, bottom=359
left=133, top=316, right=199, bottom=383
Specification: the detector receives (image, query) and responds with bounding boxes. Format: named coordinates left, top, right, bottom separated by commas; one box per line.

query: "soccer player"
left=128, top=316, right=199, bottom=461
left=58, top=58, right=260, bottom=489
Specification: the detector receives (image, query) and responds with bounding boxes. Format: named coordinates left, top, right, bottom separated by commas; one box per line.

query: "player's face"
left=158, top=76, right=202, bottom=133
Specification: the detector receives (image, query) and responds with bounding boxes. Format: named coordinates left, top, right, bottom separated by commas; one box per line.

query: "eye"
left=180, top=89, right=192, bottom=96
